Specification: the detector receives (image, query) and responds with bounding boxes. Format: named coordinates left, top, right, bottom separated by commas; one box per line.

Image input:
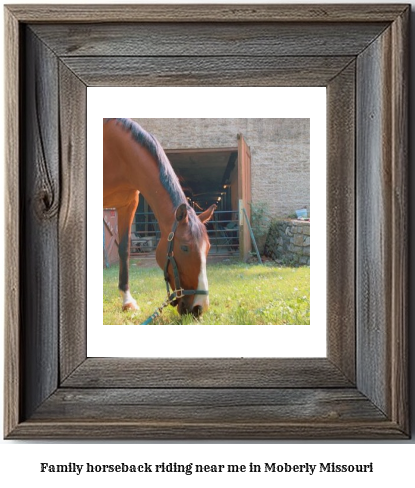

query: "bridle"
left=163, top=218, right=209, bottom=303
left=140, top=218, right=208, bottom=324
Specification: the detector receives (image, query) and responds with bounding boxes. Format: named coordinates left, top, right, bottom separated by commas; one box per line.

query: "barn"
left=103, top=118, right=309, bottom=264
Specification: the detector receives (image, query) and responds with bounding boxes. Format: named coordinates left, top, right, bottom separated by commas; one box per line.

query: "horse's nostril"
left=192, top=305, right=203, bottom=317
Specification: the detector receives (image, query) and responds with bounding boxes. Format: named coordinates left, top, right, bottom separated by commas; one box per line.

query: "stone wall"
left=134, top=118, right=309, bottom=219
left=264, top=220, right=310, bottom=265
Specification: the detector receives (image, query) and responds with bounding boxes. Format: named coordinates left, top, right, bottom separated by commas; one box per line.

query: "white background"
left=88, top=87, right=326, bottom=357
left=1, top=0, right=414, bottom=486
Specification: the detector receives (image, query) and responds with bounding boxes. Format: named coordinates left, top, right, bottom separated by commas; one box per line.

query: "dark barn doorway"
left=132, top=135, right=252, bottom=260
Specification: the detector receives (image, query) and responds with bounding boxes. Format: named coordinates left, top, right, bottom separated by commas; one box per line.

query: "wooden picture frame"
left=4, top=4, right=409, bottom=439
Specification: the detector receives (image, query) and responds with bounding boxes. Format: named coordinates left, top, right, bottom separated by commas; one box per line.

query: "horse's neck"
left=138, top=183, right=181, bottom=237
left=110, top=122, right=183, bottom=235
left=149, top=198, right=176, bottom=236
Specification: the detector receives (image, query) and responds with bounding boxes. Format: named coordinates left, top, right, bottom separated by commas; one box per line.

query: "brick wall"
left=134, top=118, right=309, bottom=219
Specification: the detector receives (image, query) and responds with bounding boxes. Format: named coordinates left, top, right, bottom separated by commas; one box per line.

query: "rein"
left=140, top=219, right=208, bottom=325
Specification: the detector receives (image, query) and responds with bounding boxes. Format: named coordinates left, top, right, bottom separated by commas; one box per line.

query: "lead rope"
left=140, top=292, right=176, bottom=325
left=140, top=222, right=179, bottom=325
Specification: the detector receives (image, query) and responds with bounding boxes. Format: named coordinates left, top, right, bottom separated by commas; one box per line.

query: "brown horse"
left=103, top=118, right=215, bottom=316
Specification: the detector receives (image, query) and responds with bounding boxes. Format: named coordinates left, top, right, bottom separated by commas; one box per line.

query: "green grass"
left=103, top=258, right=310, bottom=325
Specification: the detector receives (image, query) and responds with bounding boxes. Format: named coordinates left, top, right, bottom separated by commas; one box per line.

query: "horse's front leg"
left=117, top=194, right=139, bottom=311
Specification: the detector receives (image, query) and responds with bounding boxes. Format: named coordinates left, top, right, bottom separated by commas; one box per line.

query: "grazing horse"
left=103, top=118, right=215, bottom=316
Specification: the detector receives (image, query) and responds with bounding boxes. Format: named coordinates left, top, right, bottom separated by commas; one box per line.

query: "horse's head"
left=156, top=203, right=215, bottom=317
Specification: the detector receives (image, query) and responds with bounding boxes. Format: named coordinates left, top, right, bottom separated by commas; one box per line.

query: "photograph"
left=103, top=117, right=311, bottom=327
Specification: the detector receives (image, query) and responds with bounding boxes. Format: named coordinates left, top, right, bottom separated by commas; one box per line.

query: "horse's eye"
left=181, top=245, right=189, bottom=253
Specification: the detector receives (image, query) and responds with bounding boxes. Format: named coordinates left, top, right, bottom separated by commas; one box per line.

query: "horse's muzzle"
left=192, top=305, right=203, bottom=317
left=177, top=298, right=204, bottom=317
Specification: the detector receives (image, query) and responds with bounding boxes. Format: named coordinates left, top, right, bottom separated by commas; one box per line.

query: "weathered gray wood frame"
left=4, top=4, right=409, bottom=439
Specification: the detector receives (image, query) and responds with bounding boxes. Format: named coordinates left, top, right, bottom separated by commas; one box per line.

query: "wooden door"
left=103, top=209, right=119, bottom=267
left=237, top=134, right=252, bottom=261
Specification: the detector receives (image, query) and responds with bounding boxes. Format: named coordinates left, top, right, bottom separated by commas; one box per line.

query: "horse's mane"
left=106, top=118, right=205, bottom=239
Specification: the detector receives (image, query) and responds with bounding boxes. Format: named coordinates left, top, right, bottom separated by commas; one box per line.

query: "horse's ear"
left=175, top=203, right=189, bottom=223
left=198, top=204, right=216, bottom=224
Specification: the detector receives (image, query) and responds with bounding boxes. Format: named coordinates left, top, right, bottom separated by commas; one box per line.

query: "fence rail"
left=131, top=210, right=239, bottom=256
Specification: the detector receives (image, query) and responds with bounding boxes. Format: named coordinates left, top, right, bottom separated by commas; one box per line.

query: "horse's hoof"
left=122, top=301, right=139, bottom=311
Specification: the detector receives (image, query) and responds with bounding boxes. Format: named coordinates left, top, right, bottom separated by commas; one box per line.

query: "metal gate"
left=131, top=209, right=239, bottom=256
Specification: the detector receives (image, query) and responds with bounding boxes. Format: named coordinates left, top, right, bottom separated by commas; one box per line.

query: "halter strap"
left=164, top=219, right=209, bottom=302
